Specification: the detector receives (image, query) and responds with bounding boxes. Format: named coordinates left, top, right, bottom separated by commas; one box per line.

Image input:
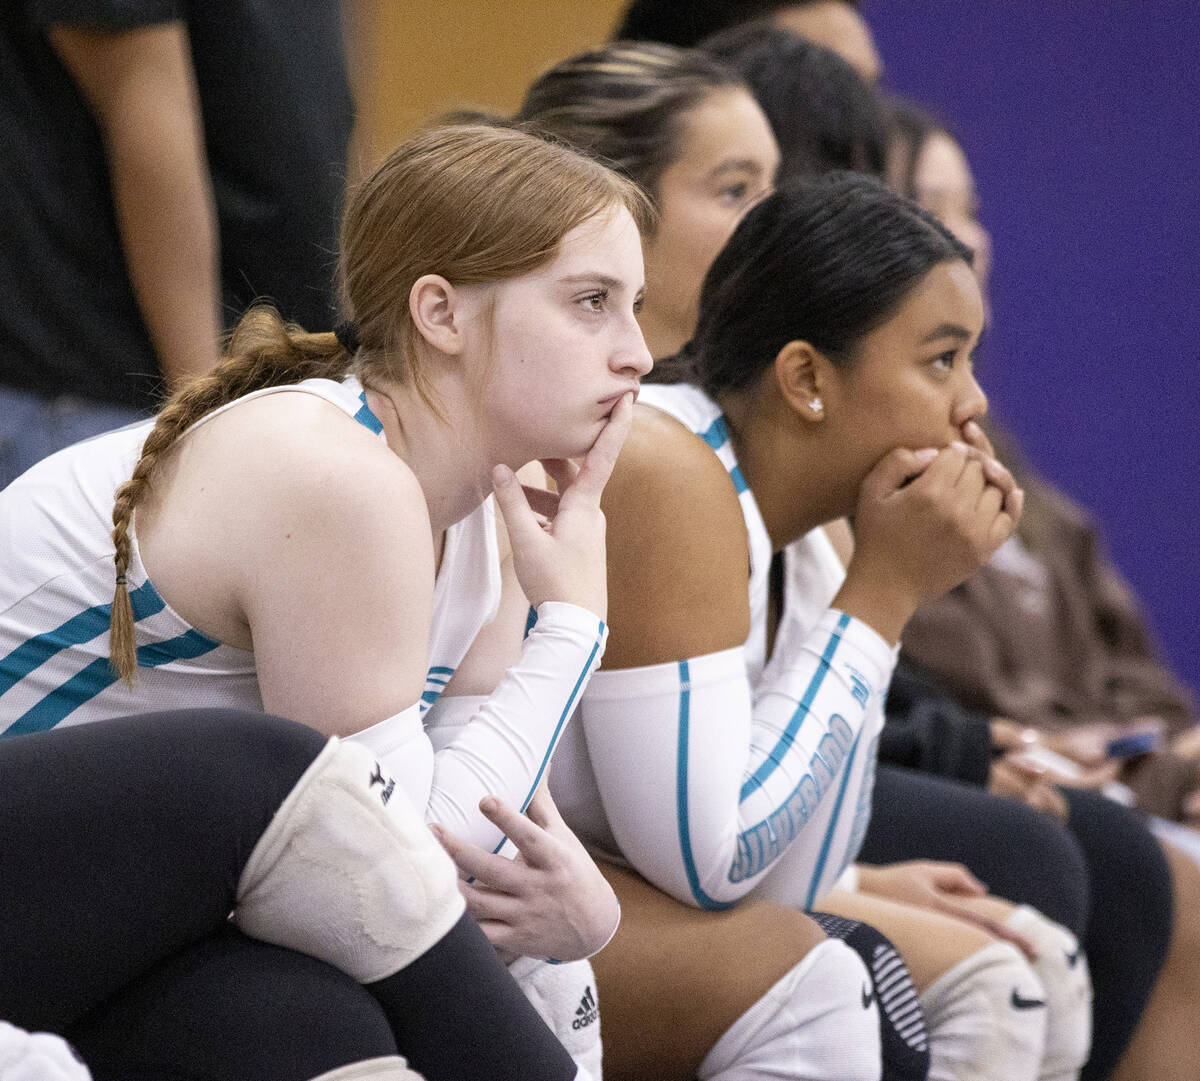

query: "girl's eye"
left=719, top=182, right=749, bottom=205
left=932, top=350, right=957, bottom=373
left=633, top=295, right=644, bottom=315
left=582, top=290, right=608, bottom=312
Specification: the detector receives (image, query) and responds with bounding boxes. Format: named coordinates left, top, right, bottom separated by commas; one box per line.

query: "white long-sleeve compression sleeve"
left=351, top=601, right=606, bottom=851
left=579, top=608, right=894, bottom=909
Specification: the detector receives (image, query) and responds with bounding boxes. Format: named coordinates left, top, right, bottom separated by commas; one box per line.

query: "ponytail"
left=109, top=305, right=354, bottom=683
left=642, top=338, right=701, bottom=386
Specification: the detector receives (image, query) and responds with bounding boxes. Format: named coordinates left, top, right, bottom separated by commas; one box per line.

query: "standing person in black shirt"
left=0, top=1, right=353, bottom=486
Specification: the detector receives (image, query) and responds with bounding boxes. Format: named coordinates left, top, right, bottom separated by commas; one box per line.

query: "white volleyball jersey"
left=0, top=377, right=499, bottom=737
left=553, top=383, right=891, bottom=910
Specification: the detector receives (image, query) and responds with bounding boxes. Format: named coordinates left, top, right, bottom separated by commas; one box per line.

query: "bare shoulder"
left=201, top=391, right=422, bottom=519
left=604, top=404, right=747, bottom=543
left=218, top=392, right=428, bottom=568
left=138, top=390, right=430, bottom=651
left=202, top=393, right=436, bottom=728
left=602, top=403, right=751, bottom=668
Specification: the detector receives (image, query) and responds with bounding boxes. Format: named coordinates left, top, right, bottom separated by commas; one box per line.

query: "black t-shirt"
left=0, top=0, right=352, bottom=409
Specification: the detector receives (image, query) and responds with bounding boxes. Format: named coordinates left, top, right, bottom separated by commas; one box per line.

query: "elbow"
left=683, top=842, right=756, bottom=911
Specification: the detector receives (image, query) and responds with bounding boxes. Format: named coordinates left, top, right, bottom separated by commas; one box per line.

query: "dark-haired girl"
left=554, top=173, right=1094, bottom=1081
left=700, top=20, right=886, bottom=182
left=510, top=40, right=1086, bottom=1081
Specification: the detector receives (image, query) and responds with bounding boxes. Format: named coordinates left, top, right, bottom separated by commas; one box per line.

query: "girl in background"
left=878, top=97, right=1200, bottom=1081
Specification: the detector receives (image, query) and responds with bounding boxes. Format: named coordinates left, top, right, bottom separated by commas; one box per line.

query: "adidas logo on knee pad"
left=572, top=985, right=599, bottom=1030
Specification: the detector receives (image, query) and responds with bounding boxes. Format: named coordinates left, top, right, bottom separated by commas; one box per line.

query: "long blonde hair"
left=109, top=123, right=653, bottom=682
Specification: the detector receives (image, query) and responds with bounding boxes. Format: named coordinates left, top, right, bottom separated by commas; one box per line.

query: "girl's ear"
left=773, top=339, right=832, bottom=424
left=409, top=274, right=466, bottom=355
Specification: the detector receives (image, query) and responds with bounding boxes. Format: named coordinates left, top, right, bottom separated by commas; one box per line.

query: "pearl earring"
left=810, top=397, right=823, bottom=414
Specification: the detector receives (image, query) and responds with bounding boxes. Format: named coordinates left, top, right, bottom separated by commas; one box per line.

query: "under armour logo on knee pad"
left=368, top=761, right=395, bottom=805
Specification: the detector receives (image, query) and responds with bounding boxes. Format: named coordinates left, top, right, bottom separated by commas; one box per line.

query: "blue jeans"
left=0, top=386, right=147, bottom=489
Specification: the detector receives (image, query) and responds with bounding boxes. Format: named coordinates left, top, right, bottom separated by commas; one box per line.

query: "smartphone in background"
left=1013, top=744, right=1085, bottom=779
left=1105, top=731, right=1163, bottom=759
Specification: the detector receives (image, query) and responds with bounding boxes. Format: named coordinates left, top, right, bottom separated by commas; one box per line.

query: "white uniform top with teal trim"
left=552, top=382, right=893, bottom=910
left=0, top=376, right=498, bottom=737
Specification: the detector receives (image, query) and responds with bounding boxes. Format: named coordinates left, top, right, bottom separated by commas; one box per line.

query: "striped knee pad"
left=235, top=738, right=465, bottom=984
left=811, top=910, right=930, bottom=1081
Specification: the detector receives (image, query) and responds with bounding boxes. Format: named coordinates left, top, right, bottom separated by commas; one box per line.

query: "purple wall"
left=861, top=0, right=1200, bottom=697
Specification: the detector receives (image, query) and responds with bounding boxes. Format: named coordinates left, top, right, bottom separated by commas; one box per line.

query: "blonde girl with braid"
left=0, top=122, right=654, bottom=1077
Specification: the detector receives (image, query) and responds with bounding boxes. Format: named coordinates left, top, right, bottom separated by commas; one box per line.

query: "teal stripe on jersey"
left=694, top=415, right=746, bottom=495
left=354, top=392, right=384, bottom=435
left=699, top=415, right=728, bottom=449
left=738, top=613, right=851, bottom=802
left=676, top=659, right=735, bottom=910
left=0, top=579, right=163, bottom=695
left=137, top=629, right=220, bottom=668
left=4, top=656, right=117, bottom=737
left=804, top=726, right=864, bottom=909
left=419, top=666, right=455, bottom=711
left=5, top=628, right=220, bottom=737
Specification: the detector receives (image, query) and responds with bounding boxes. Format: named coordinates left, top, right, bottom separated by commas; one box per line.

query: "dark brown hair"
left=516, top=42, right=745, bottom=209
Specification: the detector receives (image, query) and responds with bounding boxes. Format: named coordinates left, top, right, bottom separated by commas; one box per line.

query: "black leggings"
left=0, top=710, right=577, bottom=1081
left=862, top=765, right=1172, bottom=1081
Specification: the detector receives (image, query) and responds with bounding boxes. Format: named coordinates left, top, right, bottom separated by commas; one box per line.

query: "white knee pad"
left=308, top=1057, right=424, bottom=1081
left=235, top=738, right=465, bottom=984
left=920, top=940, right=1047, bottom=1081
left=509, top=956, right=600, bottom=1081
left=1005, top=906, right=1092, bottom=1081
left=0, top=1022, right=91, bottom=1081
left=697, top=938, right=882, bottom=1081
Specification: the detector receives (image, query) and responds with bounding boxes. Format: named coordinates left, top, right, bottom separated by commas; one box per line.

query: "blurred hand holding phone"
left=1005, top=721, right=1164, bottom=805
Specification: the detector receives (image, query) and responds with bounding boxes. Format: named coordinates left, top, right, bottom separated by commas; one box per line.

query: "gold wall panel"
left=352, top=1, right=629, bottom=170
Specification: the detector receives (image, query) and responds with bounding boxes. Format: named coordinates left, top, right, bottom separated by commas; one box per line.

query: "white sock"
left=307, top=1057, right=424, bottom=1081
left=234, top=738, right=464, bottom=983
left=920, top=940, right=1046, bottom=1081
left=509, top=956, right=600, bottom=1081
left=1004, top=906, right=1092, bottom=1081
left=697, top=938, right=882, bottom=1081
